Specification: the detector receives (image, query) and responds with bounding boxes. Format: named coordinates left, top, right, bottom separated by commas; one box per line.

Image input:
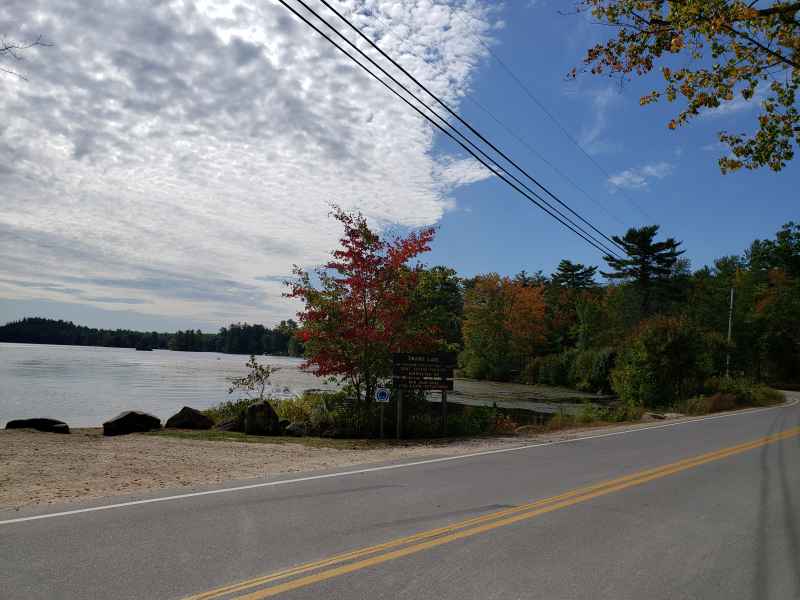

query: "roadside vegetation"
left=279, top=210, right=795, bottom=437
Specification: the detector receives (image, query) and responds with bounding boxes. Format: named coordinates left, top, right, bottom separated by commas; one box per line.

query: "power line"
left=274, top=0, right=623, bottom=258
left=306, top=0, right=626, bottom=255
left=275, top=0, right=620, bottom=258
left=286, top=0, right=623, bottom=258
left=463, top=93, right=628, bottom=229
left=452, top=8, right=655, bottom=224
left=357, top=5, right=631, bottom=230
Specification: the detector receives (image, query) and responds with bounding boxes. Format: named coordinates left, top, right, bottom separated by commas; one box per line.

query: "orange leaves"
left=504, top=282, right=547, bottom=350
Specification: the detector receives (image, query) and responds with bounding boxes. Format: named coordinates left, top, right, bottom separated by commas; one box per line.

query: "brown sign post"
left=392, top=353, right=456, bottom=438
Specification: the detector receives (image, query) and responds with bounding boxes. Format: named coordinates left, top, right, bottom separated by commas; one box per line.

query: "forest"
left=289, top=210, right=799, bottom=420
left=0, top=318, right=304, bottom=356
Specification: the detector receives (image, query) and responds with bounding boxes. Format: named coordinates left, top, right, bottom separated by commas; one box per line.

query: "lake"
left=0, top=343, right=337, bottom=427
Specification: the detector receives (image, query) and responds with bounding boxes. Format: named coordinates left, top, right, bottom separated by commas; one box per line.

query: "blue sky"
left=1, top=0, right=797, bottom=332
left=427, top=1, right=798, bottom=279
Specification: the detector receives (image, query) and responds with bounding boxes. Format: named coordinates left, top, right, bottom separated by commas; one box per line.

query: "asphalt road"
left=2, top=393, right=799, bottom=600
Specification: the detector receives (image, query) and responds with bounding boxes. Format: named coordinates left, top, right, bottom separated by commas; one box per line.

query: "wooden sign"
left=392, top=352, right=455, bottom=391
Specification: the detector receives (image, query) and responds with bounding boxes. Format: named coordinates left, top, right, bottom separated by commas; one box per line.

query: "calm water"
left=0, top=343, right=337, bottom=427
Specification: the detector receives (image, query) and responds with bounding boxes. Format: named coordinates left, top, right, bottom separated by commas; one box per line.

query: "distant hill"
left=0, top=317, right=304, bottom=356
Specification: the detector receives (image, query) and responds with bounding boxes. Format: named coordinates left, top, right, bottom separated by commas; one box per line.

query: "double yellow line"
left=187, top=426, right=800, bottom=600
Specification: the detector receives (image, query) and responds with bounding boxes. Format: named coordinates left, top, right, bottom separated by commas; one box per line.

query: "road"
left=2, top=393, right=799, bottom=600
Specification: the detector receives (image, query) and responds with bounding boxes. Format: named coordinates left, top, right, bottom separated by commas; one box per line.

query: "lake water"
left=0, top=343, right=337, bottom=427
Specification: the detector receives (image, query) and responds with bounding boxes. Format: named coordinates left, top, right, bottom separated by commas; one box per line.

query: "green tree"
left=574, top=0, right=800, bottom=172
left=460, top=274, right=513, bottom=381
left=513, top=269, right=548, bottom=287
left=612, top=316, right=715, bottom=409
left=602, top=225, right=685, bottom=316
left=550, top=260, right=598, bottom=289
left=412, top=266, right=464, bottom=351
left=747, top=221, right=800, bottom=277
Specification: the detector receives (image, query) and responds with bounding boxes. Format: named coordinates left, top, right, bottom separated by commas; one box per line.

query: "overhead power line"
left=358, top=6, right=631, bottom=230
left=276, top=0, right=625, bottom=258
left=274, top=0, right=623, bottom=258
left=463, top=93, right=628, bottom=229
left=312, top=0, right=626, bottom=255
left=453, top=9, right=655, bottom=224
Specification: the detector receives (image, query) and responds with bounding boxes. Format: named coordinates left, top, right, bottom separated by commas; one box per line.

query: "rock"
left=215, top=416, right=244, bottom=432
left=165, top=406, right=214, bottom=430
left=5, top=418, right=70, bottom=434
left=103, top=411, right=161, bottom=436
left=243, top=400, right=281, bottom=435
left=285, top=421, right=307, bottom=437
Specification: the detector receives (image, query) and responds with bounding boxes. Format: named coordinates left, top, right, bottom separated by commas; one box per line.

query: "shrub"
left=203, top=397, right=259, bottom=423
left=570, top=348, right=616, bottom=393
left=705, top=376, right=784, bottom=407
left=612, top=316, right=714, bottom=410
left=535, top=351, right=577, bottom=387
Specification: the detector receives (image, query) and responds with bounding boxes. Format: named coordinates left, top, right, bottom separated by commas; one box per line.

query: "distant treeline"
left=0, top=317, right=304, bottom=356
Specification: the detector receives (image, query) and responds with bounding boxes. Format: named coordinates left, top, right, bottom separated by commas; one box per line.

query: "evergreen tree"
left=602, top=225, right=684, bottom=316
left=550, top=260, right=598, bottom=289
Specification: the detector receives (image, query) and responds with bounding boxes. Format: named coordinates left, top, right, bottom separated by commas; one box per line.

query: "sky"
left=1, top=0, right=797, bottom=332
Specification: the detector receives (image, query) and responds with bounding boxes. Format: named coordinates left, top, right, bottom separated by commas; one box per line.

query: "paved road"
left=2, top=393, right=799, bottom=600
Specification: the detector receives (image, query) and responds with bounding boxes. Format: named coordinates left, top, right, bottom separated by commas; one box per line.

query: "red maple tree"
left=286, top=206, right=438, bottom=402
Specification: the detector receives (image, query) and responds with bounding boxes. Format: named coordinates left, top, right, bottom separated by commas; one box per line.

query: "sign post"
left=392, top=353, right=456, bottom=439
left=396, top=388, right=402, bottom=440
left=441, top=390, right=447, bottom=436
left=374, top=387, right=390, bottom=439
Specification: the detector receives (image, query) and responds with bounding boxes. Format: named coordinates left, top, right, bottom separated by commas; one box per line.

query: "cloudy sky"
left=2, top=0, right=798, bottom=331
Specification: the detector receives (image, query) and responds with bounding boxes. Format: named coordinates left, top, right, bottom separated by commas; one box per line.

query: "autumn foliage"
left=574, top=0, right=800, bottom=172
left=286, top=207, right=439, bottom=401
left=461, top=275, right=546, bottom=380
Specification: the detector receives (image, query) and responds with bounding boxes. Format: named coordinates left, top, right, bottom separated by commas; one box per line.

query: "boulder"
left=103, top=411, right=161, bottom=436
left=5, top=418, right=70, bottom=434
left=215, top=416, right=244, bottom=432
left=285, top=421, right=307, bottom=437
left=243, top=400, right=281, bottom=435
left=165, top=406, right=214, bottom=430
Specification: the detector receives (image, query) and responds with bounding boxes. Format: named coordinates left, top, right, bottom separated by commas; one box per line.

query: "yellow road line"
left=187, top=427, right=800, bottom=600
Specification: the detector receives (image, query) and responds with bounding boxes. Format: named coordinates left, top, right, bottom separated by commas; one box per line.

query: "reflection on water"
left=0, top=343, right=337, bottom=427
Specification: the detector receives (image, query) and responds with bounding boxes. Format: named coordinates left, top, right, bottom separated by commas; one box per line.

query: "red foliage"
left=286, top=207, right=438, bottom=397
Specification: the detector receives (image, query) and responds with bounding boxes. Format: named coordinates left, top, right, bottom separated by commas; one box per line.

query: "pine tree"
left=602, top=225, right=684, bottom=316
left=550, top=260, right=598, bottom=289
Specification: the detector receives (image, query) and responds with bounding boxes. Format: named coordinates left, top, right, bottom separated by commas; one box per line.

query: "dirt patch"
left=0, top=429, right=523, bottom=511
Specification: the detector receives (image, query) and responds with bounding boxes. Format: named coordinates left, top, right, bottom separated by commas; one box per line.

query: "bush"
left=611, top=316, right=714, bottom=410
left=570, top=347, right=616, bottom=393
left=705, top=376, right=784, bottom=407
left=203, top=397, right=259, bottom=423
left=535, top=351, right=577, bottom=387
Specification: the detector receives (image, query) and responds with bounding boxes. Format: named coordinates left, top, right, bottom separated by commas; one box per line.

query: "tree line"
left=289, top=209, right=799, bottom=418
left=0, top=318, right=304, bottom=356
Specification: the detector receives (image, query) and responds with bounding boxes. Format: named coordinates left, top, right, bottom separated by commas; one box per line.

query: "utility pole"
left=725, top=286, right=735, bottom=378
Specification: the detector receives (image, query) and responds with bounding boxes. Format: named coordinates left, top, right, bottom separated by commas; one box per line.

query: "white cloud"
left=433, top=155, right=494, bottom=188
left=607, top=161, right=674, bottom=191
left=578, top=86, right=622, bottom=155
left=0, top=0, right=494, bottom=327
